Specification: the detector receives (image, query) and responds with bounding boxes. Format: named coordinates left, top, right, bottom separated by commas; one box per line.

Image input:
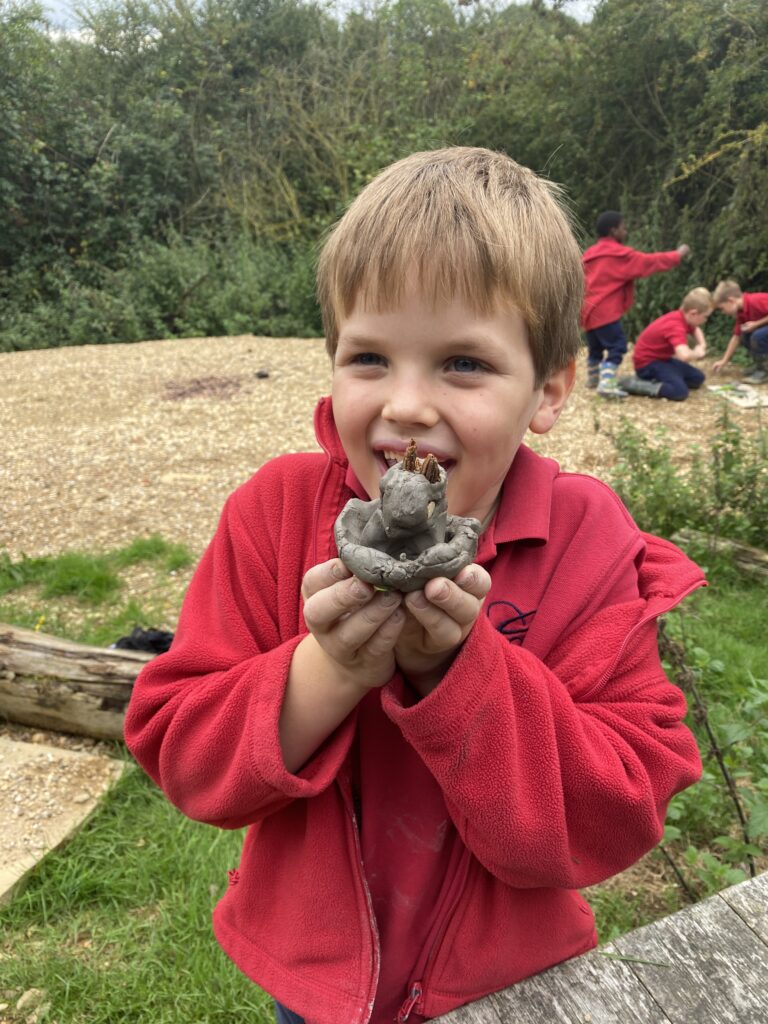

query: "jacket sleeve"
left=123, top=466, right=356, bottom=829
left=381, top=600, right=702, bottom=890
left=623, top=247, right=682, bottom=279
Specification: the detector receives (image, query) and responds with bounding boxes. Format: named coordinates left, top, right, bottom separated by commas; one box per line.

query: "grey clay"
left=334, top=442, right=481, bottom=592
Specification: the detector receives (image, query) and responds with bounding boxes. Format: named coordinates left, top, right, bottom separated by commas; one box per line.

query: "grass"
left=0, top=537, right=193, bottom=647
left=0, top=769, right=273, bottom=1024
left=0, top=538, right=766, bottom=1016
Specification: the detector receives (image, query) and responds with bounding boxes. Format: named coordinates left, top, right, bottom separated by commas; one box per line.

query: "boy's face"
left=684, top=308, right=710, bottom=328
left=717, top=296, right=741, bottom=317
left=609, top=221, right=628, bottom=243
left=331, top=282, right=574, bottom=524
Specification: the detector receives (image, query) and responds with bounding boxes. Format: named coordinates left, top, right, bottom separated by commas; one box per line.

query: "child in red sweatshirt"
left=619, top=288, right=711, bottom=401
left=124, top=149, right=703, bottom=1024
left=712, top=279, right=768, bottom=384
left=581, top=210, right=689, bottom=399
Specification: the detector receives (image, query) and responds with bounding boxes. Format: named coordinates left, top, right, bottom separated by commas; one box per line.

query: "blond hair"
left=712, top=279, right=742, bottom=305
left=681, top=287, right=713, bottom=313
left=316, top=147, right=583, bottom=386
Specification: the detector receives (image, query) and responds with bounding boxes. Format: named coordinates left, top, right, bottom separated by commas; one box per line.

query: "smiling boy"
left=125, top=148, right=703, bottom=1024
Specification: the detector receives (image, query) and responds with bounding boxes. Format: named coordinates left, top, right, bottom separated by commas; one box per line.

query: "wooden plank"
left=719, top=872, right=768, bottom=944
left=435, top=948, right=670, bottom=1024
left=436, top=994, right=503, bottom=1024
left=488, top=948, right=670, bottom=1024
left=614, top=889, right=768, bottom=1023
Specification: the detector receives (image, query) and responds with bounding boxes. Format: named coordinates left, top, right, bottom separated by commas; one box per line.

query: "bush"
left=609, top=409, right=768, bottom=547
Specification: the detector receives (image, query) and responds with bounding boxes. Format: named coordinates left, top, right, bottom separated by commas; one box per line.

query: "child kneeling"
left=620, top=288, right=711, bottom=400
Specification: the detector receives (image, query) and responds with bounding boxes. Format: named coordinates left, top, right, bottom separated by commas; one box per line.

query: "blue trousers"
left=274, top=1002, right=306, bottom=1024
left=742, top=325, right=768, bottom=355
left=586, top=320, right=628, bottom=367
left=637, top=358, right=705, bottom=401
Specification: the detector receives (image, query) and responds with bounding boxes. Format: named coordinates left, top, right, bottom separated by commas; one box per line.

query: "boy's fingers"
left=303, top=576, right=376, bottom=630
left=363, top=608, right=406, bottom=656
left=454, top=565, right=492, bottom=599
left=334, top=591, right=402, bottom=648
left=301, top=559, right=352, bottom=601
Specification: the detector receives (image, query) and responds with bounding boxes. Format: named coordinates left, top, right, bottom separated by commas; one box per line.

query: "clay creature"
left=334, top=440, right=481, bottom=592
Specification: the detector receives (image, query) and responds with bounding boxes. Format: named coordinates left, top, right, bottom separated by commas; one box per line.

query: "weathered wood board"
left=435, top=874, right=768, bottom=1024
left=0, top=622, right=152, bottom=739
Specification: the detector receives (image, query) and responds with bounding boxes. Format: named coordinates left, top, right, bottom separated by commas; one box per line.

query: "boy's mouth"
left=373, top=446, right=455, bottom=476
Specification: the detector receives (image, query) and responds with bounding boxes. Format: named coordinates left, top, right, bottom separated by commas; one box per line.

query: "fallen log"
left=671, top=529, right=768, bottom=579
left=0, top=623, right=153, bottom=740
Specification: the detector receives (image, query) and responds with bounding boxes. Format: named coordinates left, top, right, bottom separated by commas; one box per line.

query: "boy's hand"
left=742, top=320, right=757, bottom=333
left=395, top=565, right=491, bottom=697
left=677, top=243, right=690, bottom=258
left=712, top=358, right=727, bottom=374
left=301, top=559, right=405, bottom=690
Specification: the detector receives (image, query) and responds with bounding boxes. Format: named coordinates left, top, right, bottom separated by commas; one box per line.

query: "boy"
left=581, top=210, right=690, bottom=399
left=711, top=279, right=768, bottom=384
left=124, top=149, right=703, bottom=1024
left=619, top=288, right=711, bottom=401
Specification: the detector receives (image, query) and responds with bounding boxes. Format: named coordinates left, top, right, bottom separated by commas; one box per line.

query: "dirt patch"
left=0, top=735, right=124, bottom=904
left=1, top=334, right=762, bottom=564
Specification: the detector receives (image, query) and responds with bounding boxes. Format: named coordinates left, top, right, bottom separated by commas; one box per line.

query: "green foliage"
left=609, top=408, right=768, bottom=547
left=2, top=0, right=767, bottom=349
left=0, top=537, right=193, bottom=645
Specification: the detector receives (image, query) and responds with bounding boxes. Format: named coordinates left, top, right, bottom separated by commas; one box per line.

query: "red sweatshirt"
left=581, top=237, right=682, bottom=330
left=632, top=309, right=693, bottom=370
left=734, top=292, right=768, bottom=336
left=124, top=397, right=704, bottom=1024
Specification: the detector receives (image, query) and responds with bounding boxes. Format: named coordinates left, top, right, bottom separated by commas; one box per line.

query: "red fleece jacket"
left=581, top=237, right=682, bottom=330
left=124, top=398, right=704, bottom=1024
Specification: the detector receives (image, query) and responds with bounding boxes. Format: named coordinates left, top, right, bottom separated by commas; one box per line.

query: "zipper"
left=339, top=772, right=381, bottom=1024
left=577, top=578, right=705, bottom=704
left=397, top=983, right=423, bottom=1023
left=396, top=841, right=472, bottom=1022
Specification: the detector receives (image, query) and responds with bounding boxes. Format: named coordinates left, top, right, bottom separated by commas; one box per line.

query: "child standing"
left=125, top=149, right=703, bottom=1024
left=619, top=288, right=711, bottom=401
left=581, top=210, right=690, bottom=399
left=712, top=279, right=768, bottom=384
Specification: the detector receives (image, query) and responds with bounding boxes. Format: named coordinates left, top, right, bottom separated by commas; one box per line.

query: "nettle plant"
left=659, top=624, right=768, bottom=899
left=609, top=407, right=767, bottom=548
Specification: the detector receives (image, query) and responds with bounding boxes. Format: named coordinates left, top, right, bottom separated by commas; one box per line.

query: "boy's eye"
left=352, top=352, right=386, bottom=366
left=447, top=356, right=486, bottom=374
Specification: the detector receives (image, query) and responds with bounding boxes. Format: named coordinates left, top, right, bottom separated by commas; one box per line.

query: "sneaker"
left=586, top=362, right=600, bottom=390
left=597, top=361, right=628, bottom=400
left=597, top=383, right=629, bottom=400
left=743, top=367, right=768, bottom=385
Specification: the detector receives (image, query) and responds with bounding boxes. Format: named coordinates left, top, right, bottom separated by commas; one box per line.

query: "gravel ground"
left=1, top=334, right=761, bottom=562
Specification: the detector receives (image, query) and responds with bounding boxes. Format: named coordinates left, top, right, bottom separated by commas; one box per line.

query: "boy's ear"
left=529, top=360, right=576, bottom=436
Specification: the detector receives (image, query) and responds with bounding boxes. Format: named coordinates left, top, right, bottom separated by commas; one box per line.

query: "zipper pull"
left=396, top=982, right=423, bottom=1023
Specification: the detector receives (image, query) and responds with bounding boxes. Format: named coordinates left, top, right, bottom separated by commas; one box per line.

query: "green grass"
left=0, top=537, right=194, bottom=647
left=0, top=769, right=273, bottom=1023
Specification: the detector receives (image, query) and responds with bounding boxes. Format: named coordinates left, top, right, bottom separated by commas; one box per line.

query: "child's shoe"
left=618, top=374, right=663, bottom=397
left=586, top=361, right=600, bottom=389
left=597, top=361, right=628, bottom=400
left=743, top=357, right=768, bottom=385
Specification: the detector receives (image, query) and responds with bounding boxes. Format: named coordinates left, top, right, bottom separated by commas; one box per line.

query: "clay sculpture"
left=334, top=439, right=481, bottom=592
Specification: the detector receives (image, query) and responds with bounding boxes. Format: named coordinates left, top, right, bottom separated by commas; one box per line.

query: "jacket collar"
left=313, top=396, right=558, bottom=553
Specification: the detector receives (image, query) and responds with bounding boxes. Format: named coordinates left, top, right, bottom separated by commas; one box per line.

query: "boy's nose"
left=381, top=380, right=440, bottom=429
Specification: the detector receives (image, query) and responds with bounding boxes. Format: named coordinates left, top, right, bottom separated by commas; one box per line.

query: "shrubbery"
left=1, top=0, right=767, bottom=350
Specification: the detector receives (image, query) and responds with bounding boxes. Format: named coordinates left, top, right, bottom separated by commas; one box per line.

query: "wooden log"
left=0, top=623, right=153, bottom=740
left=671, top=528, right=768, bottom=578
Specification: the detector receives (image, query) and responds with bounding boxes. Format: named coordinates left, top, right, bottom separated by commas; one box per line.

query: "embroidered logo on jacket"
left=486, top=600, right=536, bottom=644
